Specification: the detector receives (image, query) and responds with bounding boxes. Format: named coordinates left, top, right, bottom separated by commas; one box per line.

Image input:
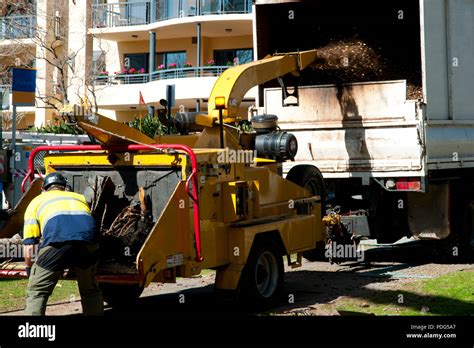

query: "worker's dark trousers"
left=25, top=243, right=104, bottom=316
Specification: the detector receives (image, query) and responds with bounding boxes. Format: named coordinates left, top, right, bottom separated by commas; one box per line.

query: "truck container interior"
left=256, top=0, right=422, bottom=100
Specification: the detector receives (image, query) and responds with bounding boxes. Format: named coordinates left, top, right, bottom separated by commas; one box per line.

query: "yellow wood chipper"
left=0, top=50, right=327, bottom=306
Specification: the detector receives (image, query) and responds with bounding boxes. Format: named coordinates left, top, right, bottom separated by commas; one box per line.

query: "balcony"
left=92, top=0, right=252, bottom=28
left=0, top=16, right=36, bottom=40
left=93, top=65, right=257, bottom=111
left=94, top=66, right=230, bottom=85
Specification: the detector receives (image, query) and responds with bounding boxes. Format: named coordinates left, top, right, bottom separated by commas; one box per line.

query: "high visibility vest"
left=23, top=190, right=96, bottom=246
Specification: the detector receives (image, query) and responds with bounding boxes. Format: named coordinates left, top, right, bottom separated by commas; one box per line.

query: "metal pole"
left=149, top=31, right=156, bottom=75
left=196, top=22, right=201, bottom=111
left=219, top=108, right=224, bottom=148
left=11, top=105, right=17, bottom=205
left=167, top=105, right=171, bottom=135
left=197, top=23, right=201, bottom=67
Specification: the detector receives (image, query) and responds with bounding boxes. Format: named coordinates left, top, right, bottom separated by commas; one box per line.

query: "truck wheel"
left=240, top=240, right=284, bottom=308
left=286, top=165, right=326, bottom=210
left=100, top=283, right=143, bottom=307
left=286, top=165, right=326, bottom=261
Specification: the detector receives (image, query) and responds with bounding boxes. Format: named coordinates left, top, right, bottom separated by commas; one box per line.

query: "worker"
left=22, top=172, right=103, bottom=316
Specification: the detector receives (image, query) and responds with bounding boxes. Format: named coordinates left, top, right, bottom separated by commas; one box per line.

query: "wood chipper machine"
left=0, top=50, right=326, bottom=306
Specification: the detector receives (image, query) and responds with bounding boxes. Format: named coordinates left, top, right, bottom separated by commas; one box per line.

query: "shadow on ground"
left=102, top=243, right=473, bottom=317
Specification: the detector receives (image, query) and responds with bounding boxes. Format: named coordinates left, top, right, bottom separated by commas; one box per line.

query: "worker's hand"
left=25, top=267, right=31, bottom=278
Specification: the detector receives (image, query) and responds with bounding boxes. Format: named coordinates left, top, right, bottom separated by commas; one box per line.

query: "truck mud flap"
left=407, top=183, right=449, bottom=239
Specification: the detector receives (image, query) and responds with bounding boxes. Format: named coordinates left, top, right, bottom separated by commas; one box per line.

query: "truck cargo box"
left=255, top=0, right=474, bottom=179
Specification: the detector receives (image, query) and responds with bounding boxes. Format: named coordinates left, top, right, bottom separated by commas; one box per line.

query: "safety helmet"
left=42, top=172, right=68, bottom=190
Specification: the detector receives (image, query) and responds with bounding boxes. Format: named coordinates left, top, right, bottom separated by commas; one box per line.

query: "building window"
left=124, top=53, right=148, bottom=73
left=155, top=51, right=186, bottom=69
left=93, top=51, right=106, bottom=74
left=213, top=48, right=253, bottom=66
left=201, top=0, right=249, bottom=14
left=122, top=51, right=187, bottom=73
left=125, top=0, right=150, bottom=25
left=182, top=0, right=197, bottom=16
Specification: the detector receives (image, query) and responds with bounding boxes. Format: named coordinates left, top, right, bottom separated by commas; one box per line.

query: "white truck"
left=254, top=0, right=474, bottom=258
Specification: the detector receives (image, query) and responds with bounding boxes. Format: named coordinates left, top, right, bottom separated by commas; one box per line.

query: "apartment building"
left=0, top=0, right=256, bottom=128
left=0, top=0, right=37, bottom=128
left=89, top=0, right=255, bottom=122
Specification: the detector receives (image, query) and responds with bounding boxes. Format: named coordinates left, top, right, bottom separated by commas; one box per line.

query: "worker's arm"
left=23, top=245, right=35, bottom=268
left=22, top=200, right=41, bottom=273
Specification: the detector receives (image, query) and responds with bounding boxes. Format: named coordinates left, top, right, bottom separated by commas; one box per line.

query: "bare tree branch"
left=1, top=109, right=26, bottom=131
left=2, top=0, right=110, bottom=117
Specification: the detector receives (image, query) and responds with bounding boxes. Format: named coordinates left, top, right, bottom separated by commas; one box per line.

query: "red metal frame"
left=0, top=269, right=28, bottom=278
left=21, top=144, right=204, bottom=262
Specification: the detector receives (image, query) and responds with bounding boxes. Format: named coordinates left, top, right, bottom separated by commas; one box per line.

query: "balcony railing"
left=96, top=73, right=149, bottom=85
left=0, top=16, right=36, bottom=40
left=151, top=66, right=229, bottom=80
left=94, top=66, right=230, bottom=85
left=93, top=2, right=150, bottom=28
left=92, top=0, right=252, bottom=28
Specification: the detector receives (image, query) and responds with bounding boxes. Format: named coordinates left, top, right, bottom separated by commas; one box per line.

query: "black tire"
left=239, top=240, right=284, bottom=308
left=286, top=165, right=326, bottom=211
left=286, top=165, right=326, bottom=261
left=100, top=283, right=144, bottom=307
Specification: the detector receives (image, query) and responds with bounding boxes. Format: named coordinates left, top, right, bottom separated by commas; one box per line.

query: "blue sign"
left=12, top=68, right=36, bottom=93
left=12, top=68, right=36, bottom=106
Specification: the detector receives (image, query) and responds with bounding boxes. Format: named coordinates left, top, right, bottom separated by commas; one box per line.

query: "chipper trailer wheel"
left=239, top=239, right=284, bottom=307
left=286, top=165, right=326, bottom=261
left=100, top=283, right=144, bottom=307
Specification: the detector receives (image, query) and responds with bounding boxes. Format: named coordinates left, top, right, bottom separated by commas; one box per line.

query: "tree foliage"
left=128, top=114, right=166, bottom=139
left=32, top=118, right=83, bottom=135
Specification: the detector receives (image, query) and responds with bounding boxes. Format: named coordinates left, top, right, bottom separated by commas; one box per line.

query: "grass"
left=0, top=279, right=80, bottom=313
left=335, top=269, right=474, bottom=316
